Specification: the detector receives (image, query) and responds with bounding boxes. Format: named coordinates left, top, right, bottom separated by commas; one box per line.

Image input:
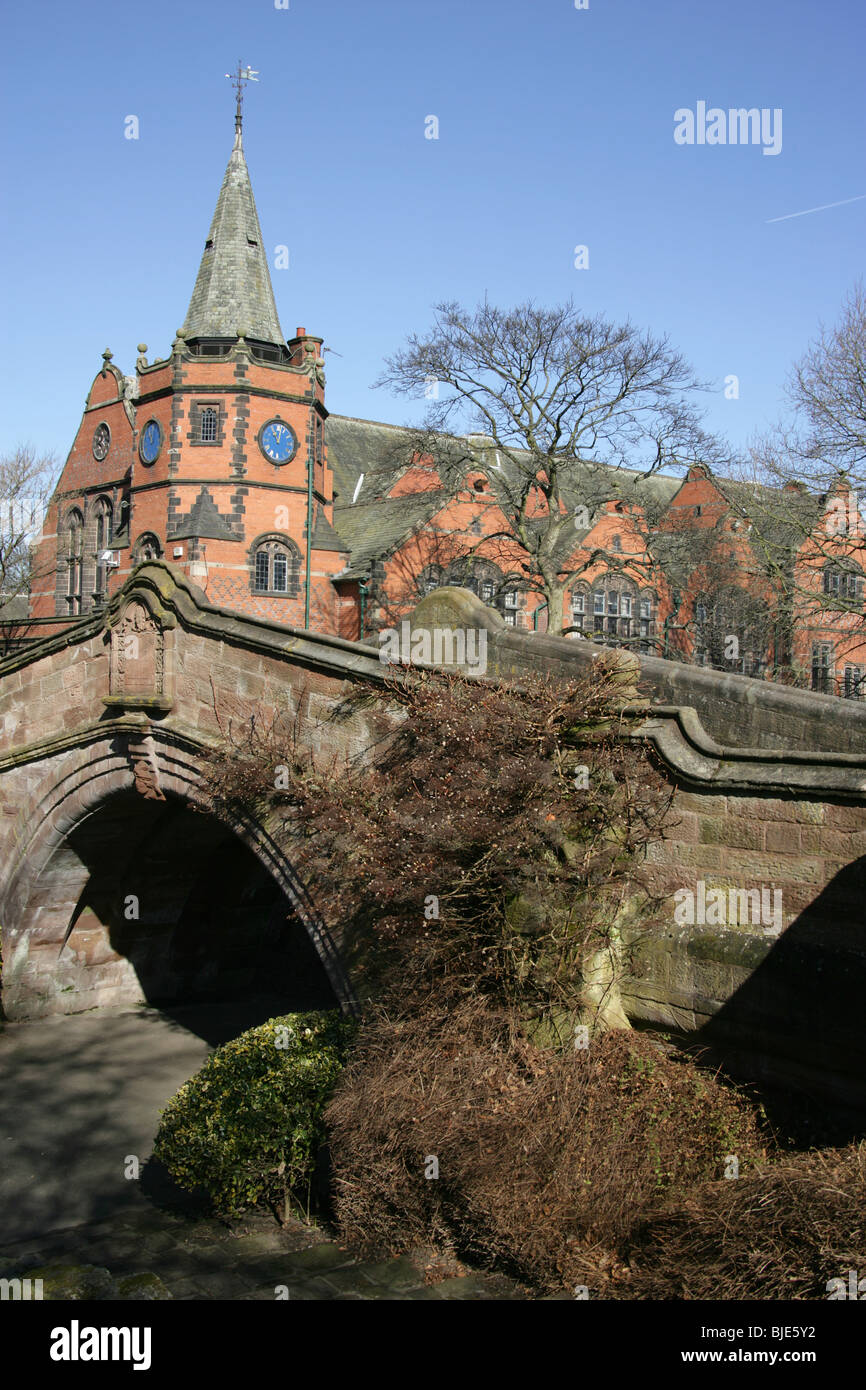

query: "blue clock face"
left=139, top=420, right=162, bottom=465
left=260, top=420, right=297, bottom=464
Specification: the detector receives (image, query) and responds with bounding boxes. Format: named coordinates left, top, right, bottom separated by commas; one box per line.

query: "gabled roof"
left=326, top=414, right=688, bottom=577
left=182, top=130, right=285, bottom=347
left=325, top=415, right=428, bottom=505
left=333, top=491, right=449, bottom=578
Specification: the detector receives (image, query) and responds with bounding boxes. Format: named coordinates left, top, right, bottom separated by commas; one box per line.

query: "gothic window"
left=65, top=509, right=83, bottom=616
left=443, top=561, right=508, bottom=615
left=93, top=497, right=113, bottom=602
left=250, top=536, right=300, bottom=596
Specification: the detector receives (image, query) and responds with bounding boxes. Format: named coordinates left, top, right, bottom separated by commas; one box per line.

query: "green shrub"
left=154, top=1010, right=355, bottom=1221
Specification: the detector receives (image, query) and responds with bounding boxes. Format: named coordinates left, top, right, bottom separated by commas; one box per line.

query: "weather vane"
left=225, top=62, right=260, bottom=135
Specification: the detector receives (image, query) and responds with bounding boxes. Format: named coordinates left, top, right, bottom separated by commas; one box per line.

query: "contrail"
left=766, top=193, right=866, bottom=224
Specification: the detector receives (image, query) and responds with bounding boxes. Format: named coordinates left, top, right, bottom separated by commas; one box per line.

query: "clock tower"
left=29, top=85, right=349, bottom=633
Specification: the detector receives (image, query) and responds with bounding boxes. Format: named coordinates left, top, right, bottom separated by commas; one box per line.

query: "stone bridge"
left=1, top=566, right=865, bottom=1107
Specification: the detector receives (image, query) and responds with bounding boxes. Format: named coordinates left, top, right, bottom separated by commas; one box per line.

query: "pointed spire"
left=181, top=88, right=284, bottom=349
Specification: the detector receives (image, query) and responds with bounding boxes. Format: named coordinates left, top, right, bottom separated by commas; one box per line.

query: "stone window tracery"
left=250, top=535, right=300, bottom=597
left=65, top=509, right=84, bottom=616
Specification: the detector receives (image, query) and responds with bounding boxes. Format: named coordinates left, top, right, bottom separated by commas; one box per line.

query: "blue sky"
left=1, top=0, right=863, bottom=473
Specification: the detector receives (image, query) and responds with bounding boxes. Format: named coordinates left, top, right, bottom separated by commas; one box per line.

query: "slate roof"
left=311, top=505, right=350, bottom=554
left=182, top=130, right=285, bottom=347
left=326, top=414, right=685, bottom=577
left=0, top=595, right=29, bottom=621
left=325, top=415, right=428, bottom=505
left=333, top=490, right=449, bottom=578
left=718, top=478, right=823, bottom=569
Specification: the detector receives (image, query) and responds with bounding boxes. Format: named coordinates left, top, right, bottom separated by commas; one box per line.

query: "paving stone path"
left=0, top=1205, right=528, bottom=1300
left=0, top=1001, right=531, bottom=1300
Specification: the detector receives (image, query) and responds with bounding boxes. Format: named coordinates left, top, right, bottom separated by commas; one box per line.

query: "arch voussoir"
left=0, top=726, right=354, bottom=1021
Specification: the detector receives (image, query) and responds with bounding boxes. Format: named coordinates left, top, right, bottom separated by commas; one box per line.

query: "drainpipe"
left=533, top=602, right=548, bottom=631
left=304, top=432, right=314, bottom=631
left=358, top=579, right=368, bottom=640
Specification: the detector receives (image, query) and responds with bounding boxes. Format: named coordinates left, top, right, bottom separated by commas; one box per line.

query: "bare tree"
left=374, top=300, right=716, bottom=633
left=736, top=283, right=866, bottom=675
left=0, top=445, right=57, bottom=645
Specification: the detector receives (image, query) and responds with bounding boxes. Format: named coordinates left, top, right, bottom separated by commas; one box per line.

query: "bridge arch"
left=0, top=727, right=354, bottom=1022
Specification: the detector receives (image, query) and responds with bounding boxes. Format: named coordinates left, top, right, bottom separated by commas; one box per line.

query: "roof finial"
left=225, top=61, right=259, bottom=138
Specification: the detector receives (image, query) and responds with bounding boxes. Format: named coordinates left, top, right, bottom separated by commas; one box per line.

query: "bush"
left=615, top=1142, right=866, bottom=1300
left=199, top=665, right=673, bottom=1032
left=154, top=1010, right=355, bottom=1222
left=325, top=996, right=766, bottom=1293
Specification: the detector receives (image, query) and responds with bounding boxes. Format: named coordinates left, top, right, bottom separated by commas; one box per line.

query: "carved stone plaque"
left=105, top=600, right=172, bottom=710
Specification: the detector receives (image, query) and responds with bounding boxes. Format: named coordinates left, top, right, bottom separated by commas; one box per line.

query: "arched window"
left=200, top=407, right=217, bottom=443
left=444, top=559, right=506, bottom=612
left=93, top=497, right=113, bottom=602
left=65, top=509, right=83, bottom=615
left=420, top=565, right=444, bottom=596
left=250, top=536, right=299, bottom=595
left=133, top=533, right=162, bottom=563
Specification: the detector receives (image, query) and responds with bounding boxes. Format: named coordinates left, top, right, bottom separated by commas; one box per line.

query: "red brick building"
left=22, top=111, right=866, bottom=701
left=28, top=110, right=349, bottom=638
